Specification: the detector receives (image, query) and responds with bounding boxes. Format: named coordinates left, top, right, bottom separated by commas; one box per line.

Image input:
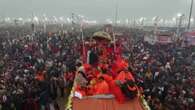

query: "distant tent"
left=183, top=31, right=195, bottom=46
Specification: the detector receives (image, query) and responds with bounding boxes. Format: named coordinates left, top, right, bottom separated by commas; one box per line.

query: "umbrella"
left=92, top=31, right=112, bottom=41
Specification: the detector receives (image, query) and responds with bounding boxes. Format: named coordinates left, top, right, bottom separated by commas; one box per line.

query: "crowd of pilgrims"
left=131, top=41, right=195, bottom=110
left=0, top=28, right=194, bottom=110
left=0, top=31, right=81, bottom=110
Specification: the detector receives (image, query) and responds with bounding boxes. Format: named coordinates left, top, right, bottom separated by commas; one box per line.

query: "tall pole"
left=72, top=13, right=74, bottom=25
left=114, top=1, right=118, bottom=26
left=133, top=17, right=136, bottom=28
left=113, top=0, right=118, bottom=53
left=81, top=27, right=86, bottom=63
left=177, top=14, right=184, bottom=37
left=71, top=13, right=74, bottom=30
left=187, top=0, right=194, bottom=30
left=32, top=13, right=36, bottom=33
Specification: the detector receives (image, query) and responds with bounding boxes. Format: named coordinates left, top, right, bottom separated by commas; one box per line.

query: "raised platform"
left=72, top=97, right=145, bottom=110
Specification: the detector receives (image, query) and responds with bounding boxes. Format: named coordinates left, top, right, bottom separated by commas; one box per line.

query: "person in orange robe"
left=115, top=71, right=135, bottom=83
left=116, top=71, right=138, bottom=96
left=109, top=59, right=136, bottom=103
left=35, top=71, right=45, bottom=81
left=93, top=76, right=110, bottom=95
left=101, top=74, right=126, bottom=103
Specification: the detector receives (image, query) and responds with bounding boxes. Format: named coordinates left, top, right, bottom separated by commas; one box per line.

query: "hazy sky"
left=0, top=0, right=194, bottom=21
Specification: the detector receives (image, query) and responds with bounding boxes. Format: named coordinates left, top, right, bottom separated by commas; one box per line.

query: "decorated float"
left=66, top=31, right=150, bottom=110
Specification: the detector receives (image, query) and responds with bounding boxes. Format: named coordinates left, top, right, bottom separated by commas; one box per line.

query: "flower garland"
left=65, top=87, right=74, bottom=110
left=65, top=71, right=78, bottom=110
left=140, top=95, right=151, bottom=110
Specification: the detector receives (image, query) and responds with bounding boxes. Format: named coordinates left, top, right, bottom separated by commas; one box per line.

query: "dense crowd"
left=0, top=30, right=82, bottom=110
left=130, top=40, right=195, bottom=110
left=0, top=27, right=195, bottom=110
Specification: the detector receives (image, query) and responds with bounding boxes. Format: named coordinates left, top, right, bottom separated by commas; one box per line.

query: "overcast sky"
left=0, top=0, right=194, bottom=21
